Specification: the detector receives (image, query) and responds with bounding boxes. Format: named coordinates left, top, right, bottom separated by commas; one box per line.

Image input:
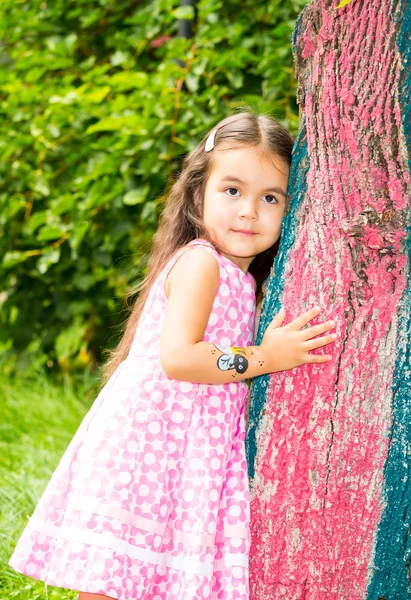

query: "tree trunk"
left=246, top=1, right=411, bottom=598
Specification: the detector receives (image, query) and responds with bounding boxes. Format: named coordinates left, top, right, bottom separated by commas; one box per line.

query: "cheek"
left=261, top=208, right=284, bottom=234
left=204, top=195, right=231, bottom=225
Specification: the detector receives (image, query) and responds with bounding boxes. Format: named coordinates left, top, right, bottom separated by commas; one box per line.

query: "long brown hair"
left=102, top=110, right=294, bottom=383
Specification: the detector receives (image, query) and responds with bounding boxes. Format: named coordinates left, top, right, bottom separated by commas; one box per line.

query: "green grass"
left=0, top=372, right=99, bottom=599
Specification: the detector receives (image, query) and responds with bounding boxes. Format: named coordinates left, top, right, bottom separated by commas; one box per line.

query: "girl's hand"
left=260, top=307, right=336, bottom=373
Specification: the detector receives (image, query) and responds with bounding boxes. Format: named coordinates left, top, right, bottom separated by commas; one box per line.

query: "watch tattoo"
left=211, top=345, right=256, bottom=376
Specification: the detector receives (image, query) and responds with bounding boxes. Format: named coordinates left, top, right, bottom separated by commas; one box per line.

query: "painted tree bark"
left=246, top=1, right=411, bottom=598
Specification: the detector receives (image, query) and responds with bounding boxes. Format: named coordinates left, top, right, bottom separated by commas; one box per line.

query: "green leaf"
left=36, top=248, right=61, bottom=274
left=86, top=115, right=148, bottom=135
left=2, top=251, right=31, bottom=269
left=72, top=273, right=94, bottom=291
left=123, top=185, right=150, bottom=205
left=84, top=86, right=111, bottom=104
left=108, top=72, right=148, bottom=91
left=172, top=6, right=195, bottom=20
left=37, top=225, right=66, bottom=241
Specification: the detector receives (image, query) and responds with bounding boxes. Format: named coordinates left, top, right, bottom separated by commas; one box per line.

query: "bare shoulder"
left=165, top=246, right=220, bottom=298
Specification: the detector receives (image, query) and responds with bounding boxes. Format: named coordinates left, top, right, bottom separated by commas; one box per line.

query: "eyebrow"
left=220, top=176, right=287, bottom=198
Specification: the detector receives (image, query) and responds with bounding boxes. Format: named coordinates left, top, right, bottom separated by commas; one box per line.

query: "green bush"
left=0, top=0, right=308, bottom=375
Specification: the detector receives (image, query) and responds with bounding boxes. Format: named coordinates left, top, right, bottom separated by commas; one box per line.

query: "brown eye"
left=263, top=194, right=278, bottom=204
left=225, top=187, right=240, bottom=197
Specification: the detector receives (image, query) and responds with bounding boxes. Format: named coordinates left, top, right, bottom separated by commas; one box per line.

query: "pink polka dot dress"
left=9, top=239, right=256, bottom=600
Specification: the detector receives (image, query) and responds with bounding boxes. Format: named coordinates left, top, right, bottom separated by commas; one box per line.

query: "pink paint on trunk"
left=250, top=1, right=410, bottom=598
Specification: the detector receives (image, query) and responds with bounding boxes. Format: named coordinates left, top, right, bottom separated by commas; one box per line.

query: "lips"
left=232, top=229, right=257, bottom=236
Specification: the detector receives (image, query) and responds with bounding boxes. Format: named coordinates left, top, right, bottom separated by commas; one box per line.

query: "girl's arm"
left=160, top=248, right=336, bottom=385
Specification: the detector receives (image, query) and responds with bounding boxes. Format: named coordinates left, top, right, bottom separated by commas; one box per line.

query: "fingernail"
left=314, top=305, right=321, bottom=311
left=331, top=333, right=337, bottom=340
left=329, top=320, right=335, bottom=327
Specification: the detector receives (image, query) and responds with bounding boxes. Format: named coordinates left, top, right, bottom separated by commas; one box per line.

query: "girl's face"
left=202, top=145, right=289, bottom=272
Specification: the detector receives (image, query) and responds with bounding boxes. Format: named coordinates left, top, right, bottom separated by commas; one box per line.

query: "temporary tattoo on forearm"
left=210, top=345, right=264, bottom=377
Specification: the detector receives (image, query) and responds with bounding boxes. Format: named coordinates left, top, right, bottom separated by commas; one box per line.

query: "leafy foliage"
left=0, top=0, right=308, bottom=375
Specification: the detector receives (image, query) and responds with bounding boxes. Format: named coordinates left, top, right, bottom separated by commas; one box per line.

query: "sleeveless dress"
left=9, top=239, right=256, bottom=600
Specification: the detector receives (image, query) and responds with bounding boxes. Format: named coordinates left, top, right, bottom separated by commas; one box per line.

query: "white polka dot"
left=152, top=300, right=162, bottom=314
left=220, top=283, right=229, bottom=296
left=209, top=313, right=218, bottom=325
left=127, top=579, right=133, bottom=591
left=172, top=582, right=180, bottom=594
left=167, top=441, right=177, bottom=454
left=229, top=383, right=237, bottom=393
left=190, top=457, right=202, bottom=470
left=127, top=440, right=139, bottom=453
left=160, top=504, right=168, bottom=517
left=247, top=299, right=254, bottom=311
left=220, top=336, right=231, bottom=346
left=209, top=395, right=221, bottom=407
left=139, top=484, right=150, bottom=497
left=182, top=520, right=190, bottom=532
left=227, top=476, right=238, bottom=488
left=184, top=489, right=195, bottom=501
left=94, top=560, right=105, bottom=573
left=88, top=479, right=100, bottom=492
left=171, top=411, right=184, bottom=424
left=153, top=535, right=162, bottom=548
left=210, top=426, right=221, bottom=439
left=234, top=277, right=241, bottom=289
left=229, top=505, right=241, bottom=517
left=64, top=572, right=76, bottom=585
left=155, top=567, right=166, bottom=577
left=148, top=421, right=161, bottom=434
left=232, top=537, right=242, bottom=547
left=144, top=453, right=156, bottom=465
left=26, top=562, right=36, bottom=575
left=229, top=307, right=238, bottom=319
left=71, top=542, right=84, bottom=552
left=80, top=511, right=92, bottom=522
left=143, top=380, right=153, bottom=393
left=207, top=522, right=215, bottom=534
left=119, top=471, right=131, bottom=484
left=134, top=410, right=147, bottom=423
left=107, top=418, right=119, bottom=431
left=147, top=566, right=155, bottom=578
left=203, top=584, right=211, bottom=597
left=233, top=566, right=243, bottom=579
left=99, top=449, right=110, bottom=461
left=37, top=534, right=46, bottom=544
left=179, top=381, right=193, bottom=393
left=152, top=391, right=163, bottom=403
left=211, top=457, right=221, bottom=470
left=210, top=489, right=219, bottom=502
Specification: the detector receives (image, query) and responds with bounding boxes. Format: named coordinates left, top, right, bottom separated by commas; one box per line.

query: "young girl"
left=9, top=111, right=336, bottom=600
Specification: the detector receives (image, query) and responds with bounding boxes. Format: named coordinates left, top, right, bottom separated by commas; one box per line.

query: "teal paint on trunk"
left=246, top=116, right=309, bottom=479
left=366, top=2, right=411, bottom=597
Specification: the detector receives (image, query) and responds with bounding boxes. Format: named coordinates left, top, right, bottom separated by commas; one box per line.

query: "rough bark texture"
left=246, top=1, right=411, bottom=598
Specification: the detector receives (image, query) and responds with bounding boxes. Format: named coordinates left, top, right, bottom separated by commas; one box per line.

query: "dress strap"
left=161, top=238, right=223, bottom=282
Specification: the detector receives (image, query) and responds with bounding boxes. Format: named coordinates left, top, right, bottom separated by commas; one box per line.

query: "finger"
left=304, top=333, right=336, bottom=351
left=306, top=353, right=332, bottom=364
left=301, top=320, right=336, bottom=341
left=269, top=307, right=286, bottom=329
left=289, top=306, right=321, bottom=330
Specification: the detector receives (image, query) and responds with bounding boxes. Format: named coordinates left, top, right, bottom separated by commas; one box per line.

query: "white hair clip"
left=205, top=129, right=217, bottom=152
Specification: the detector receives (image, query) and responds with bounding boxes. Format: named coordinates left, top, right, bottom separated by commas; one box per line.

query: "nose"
left=238, top=198, right=258, bottom=220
